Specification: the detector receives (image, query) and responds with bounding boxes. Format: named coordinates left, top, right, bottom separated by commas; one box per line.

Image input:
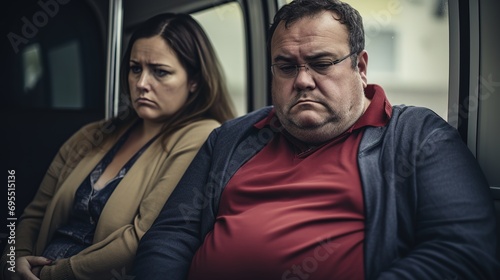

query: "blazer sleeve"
left=38, top=120, right=219, bottom=280
left=378, top=110, right=500, bottom=279
left=0, top=121, right=99, bottom=280
left=133, top=128, right=220, bottom=280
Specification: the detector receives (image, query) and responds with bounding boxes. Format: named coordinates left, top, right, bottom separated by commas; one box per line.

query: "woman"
left=1, top=13, right=235, bottom=280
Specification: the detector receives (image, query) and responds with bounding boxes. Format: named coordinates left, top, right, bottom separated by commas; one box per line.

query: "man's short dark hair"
left=268, top=0, right=365, bottom=68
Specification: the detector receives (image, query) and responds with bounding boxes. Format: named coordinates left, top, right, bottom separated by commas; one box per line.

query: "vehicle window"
left=22, top=43, right=44, bottom=96
left=191, top=2, right=247, bottom=116
left=279, top=0, right=450, bottom=120
left=47, top=40, right=84, bottom=109
left=5, top=1, right=105, bottom=111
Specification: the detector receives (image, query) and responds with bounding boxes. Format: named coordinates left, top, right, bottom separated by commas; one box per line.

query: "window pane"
left=47, top=40, right=84, bottom=109
left=191, top=2, right=247, bottom=116
left=22, top=44, right=44, bottom=93
left=358, top=0, right=449, bottom=120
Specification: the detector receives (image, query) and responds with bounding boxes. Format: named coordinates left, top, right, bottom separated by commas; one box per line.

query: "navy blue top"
left=43, top=123, right=158, bottom=260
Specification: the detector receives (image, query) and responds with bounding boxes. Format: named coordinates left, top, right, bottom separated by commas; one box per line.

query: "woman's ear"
left=189, top=81, right=198, bottom=93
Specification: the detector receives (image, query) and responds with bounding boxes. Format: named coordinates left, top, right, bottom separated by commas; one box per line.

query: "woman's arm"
left=38, top=121, right=219, bottom=280
left=0, top=123, right=90, bottom=280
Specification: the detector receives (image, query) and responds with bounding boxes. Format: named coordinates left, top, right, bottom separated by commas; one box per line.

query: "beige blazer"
left=1, top=118, right=219, bottom=280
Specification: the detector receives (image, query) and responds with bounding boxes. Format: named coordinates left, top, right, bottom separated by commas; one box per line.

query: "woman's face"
left=128, top=35, right=195, bottom=123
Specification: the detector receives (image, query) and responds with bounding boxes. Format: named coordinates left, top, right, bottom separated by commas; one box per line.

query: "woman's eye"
left=130, top=66, right=141, bottom=74
left=154, top=69, right=169, bottom=77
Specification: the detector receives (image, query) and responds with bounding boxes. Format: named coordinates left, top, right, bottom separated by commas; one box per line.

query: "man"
left=134, top=1, right=499, bottom=279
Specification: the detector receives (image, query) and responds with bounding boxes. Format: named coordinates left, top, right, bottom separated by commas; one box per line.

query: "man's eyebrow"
left=304, top=52, right=335, bottom=60
left=273, top=55, right=294, bottom=63
left=273, top=52, right=336, bottom=63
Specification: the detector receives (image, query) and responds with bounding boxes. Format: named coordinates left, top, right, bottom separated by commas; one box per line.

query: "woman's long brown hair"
left=99, top=13, right=236, bottom=150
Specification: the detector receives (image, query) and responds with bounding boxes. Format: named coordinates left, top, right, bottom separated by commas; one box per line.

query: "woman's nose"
left=137, top=72, right=151, bottom=92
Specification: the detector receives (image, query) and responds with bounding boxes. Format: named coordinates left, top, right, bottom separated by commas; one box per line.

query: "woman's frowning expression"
left=128, top=35, right=196, bottom=123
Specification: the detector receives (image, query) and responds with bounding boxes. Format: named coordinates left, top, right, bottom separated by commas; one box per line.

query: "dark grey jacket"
left=135, top=105, right=499, bottom=279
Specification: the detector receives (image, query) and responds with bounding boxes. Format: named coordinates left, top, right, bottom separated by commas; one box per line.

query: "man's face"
left=270, top=11, right=369, bottom=144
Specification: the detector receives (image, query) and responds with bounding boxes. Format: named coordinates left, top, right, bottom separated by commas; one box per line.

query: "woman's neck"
left=135, top=120, right=163, bottom=141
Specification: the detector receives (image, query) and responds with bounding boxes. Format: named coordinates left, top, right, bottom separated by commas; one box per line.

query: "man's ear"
left=357, top=50, right=368, bottom=88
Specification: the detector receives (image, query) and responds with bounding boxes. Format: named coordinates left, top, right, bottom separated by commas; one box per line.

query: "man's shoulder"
left=204, top=106, right=273, bottom=148
left=390, top=105, right=448, bottom=128
left=361, top=104, right=460, bottom=152
left=219, top=106, right=273, bottom=131
left=385, top=104, right=458, bottom=140
left=392, top=104, right=439, bottom=117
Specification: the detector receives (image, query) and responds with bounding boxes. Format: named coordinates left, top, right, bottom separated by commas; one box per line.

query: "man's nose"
left=293, top=65, right=316, bottom=91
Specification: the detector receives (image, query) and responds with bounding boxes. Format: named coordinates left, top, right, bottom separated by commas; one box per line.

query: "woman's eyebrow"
left=129, top=59, right=171, bottom=68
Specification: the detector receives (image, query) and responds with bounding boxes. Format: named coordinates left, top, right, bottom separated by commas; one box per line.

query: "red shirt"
left=188, top=85, right=391, bottom=280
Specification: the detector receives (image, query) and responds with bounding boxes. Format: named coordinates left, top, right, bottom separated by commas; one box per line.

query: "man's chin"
left=291, top=113, right=326, bottom=129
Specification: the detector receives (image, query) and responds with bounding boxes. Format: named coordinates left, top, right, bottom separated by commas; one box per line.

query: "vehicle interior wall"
left=478, top=0, right=500, bottom=194
left=2, top=0, right=108, bottom=251
left=478, top=0, right=500, bottom=260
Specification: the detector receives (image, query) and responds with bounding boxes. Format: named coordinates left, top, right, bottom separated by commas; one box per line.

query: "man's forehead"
left=272, top=11, right=347, bottom=40
left=270, top=11, right=349, bottom=54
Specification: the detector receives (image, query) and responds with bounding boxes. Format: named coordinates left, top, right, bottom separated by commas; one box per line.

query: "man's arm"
left=380, top=111, right=499, bottom=279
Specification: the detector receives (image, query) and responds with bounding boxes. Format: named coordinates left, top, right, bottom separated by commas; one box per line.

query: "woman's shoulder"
left=61, top=120, right=105, bottom=145
left=177, top=118, right=220, bottom=134
left=60, top=119, right=127, bottom=151
left=166, top=118, right=220, bottom=145
left=70, top=119, right=119, bottom=138
left=187, top=118, right=221, bottom=128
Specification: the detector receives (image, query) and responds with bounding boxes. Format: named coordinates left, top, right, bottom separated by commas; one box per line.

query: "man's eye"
left=130, top=66, right=141, bottom=74
left=278, top=64, right=296, bottom=74
left=310, top=61, right=332, bottom=71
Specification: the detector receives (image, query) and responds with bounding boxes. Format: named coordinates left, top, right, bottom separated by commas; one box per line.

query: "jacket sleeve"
left=37, top=121, right=219, bottom=280
left=378, top=110, right=500, bottom=279
left=0, top=123, right=92, bottom=280
left=133, top=129, right=220, bottom=280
